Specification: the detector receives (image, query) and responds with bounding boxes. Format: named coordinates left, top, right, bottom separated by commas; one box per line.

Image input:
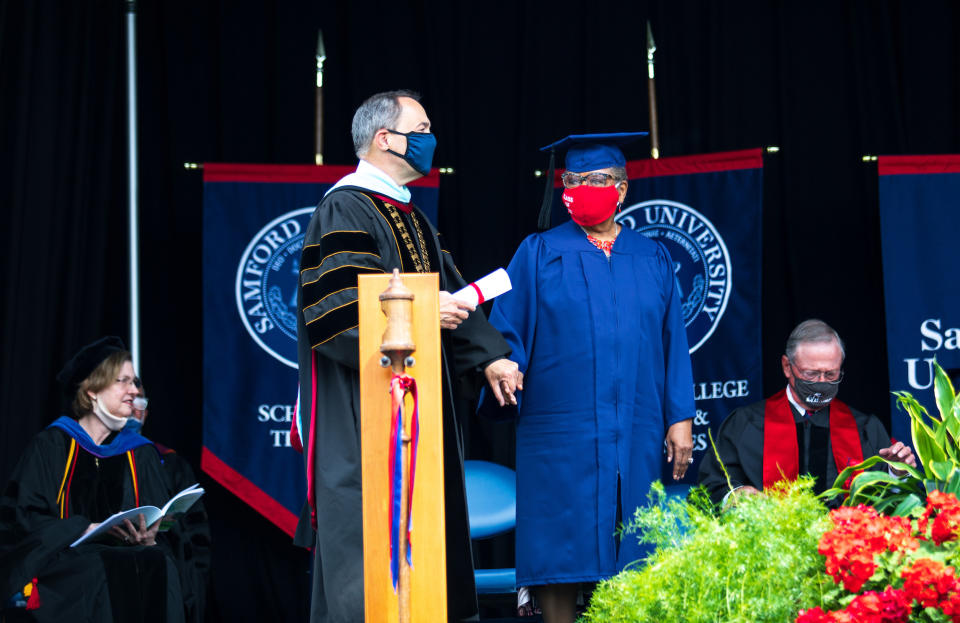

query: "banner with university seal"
left=549, top=149, right=764, bottom=483
left=878, top=155, right=960, bottom=445
left=201, top=163, right=440, bottom=535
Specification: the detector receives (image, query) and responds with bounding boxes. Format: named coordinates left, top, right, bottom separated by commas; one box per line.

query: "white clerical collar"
left=325, top=159, right=412, bottom=204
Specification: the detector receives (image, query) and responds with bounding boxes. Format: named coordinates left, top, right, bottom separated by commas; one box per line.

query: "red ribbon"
left=469, top=282, right=485, bottom=304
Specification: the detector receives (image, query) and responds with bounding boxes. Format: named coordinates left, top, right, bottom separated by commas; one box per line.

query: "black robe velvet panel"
left=698, top=396, right=891, bottom=507
left=0, top=426, right=185, bottom=623
left=296, top=187, right=511, bottom=623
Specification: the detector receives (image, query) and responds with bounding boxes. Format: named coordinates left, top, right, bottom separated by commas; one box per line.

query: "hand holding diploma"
left=439, top=291, right=474, bottom=329
left=452, top=268, right=512, bottom=306
left=440, top=268, right=513, bottom=330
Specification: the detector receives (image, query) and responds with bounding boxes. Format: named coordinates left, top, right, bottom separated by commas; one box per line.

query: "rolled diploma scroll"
left=452, top=268, right=512, bottom=306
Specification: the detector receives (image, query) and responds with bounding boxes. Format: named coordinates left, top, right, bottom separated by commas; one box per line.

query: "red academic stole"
left=761, top=389, right=863, bottom=489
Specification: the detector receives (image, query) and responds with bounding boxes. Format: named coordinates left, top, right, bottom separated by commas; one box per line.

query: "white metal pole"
left=125, top=1, right=140, bottom=372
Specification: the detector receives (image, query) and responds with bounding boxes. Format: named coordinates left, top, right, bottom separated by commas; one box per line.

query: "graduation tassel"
left=25, top=577, right=41, bottom=610
left=537, top=149, right=556, bottom=231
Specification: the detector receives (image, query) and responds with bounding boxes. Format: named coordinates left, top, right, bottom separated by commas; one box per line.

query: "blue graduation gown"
left=488, top=220, right=695, bottom=585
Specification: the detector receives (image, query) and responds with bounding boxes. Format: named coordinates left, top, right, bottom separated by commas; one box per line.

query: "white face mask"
left=92, top=394, right=130, bottom=432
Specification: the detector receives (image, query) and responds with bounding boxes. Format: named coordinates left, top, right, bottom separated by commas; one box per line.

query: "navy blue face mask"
left=386, top=129, right=437, bottom=176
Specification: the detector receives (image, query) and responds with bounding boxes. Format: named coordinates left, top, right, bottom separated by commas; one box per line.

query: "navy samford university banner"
left=202, top=163, right=440, bottom=535
left=878, top=155, right=960, bottom=445
left=618, top=150, right=764, bottom=483
left=549, top=149, right=764, bottom=483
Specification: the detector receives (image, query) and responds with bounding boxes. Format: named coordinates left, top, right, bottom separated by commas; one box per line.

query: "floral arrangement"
left=582, top=479, right=829, bottom=623
left=797, top=491, right=960, bottom=622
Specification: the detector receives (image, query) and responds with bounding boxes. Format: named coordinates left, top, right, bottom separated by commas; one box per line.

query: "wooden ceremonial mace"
left=379, top=269, right=415, bottom=623
left=315, top=29, right=326, bottom=165
left=646, top=20, right=660, bottom=160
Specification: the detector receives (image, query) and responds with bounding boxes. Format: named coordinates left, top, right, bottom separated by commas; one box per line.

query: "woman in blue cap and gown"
left=483, top=134, right=696, bottom=623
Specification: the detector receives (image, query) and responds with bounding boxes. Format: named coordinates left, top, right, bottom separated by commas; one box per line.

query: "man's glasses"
left=789, top=361, right=843, bottom=384
left=561, top=172, right=620, bottom=189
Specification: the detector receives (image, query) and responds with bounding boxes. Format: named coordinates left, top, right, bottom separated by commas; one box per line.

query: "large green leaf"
left=912, top=409, right=948, bottom=474
left=934, top=361, right=957, bottom=422
left=891, top=493, right=924, bottom=516
left=943, top=469, right=960, bottom=496
left=929, top=460, right=956, bottom=482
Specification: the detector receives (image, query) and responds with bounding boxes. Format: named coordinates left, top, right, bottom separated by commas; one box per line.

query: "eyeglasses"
left=115, top=376, right=143, bottom=390
left=789, top=361, right=843, bottom=384
left=561, top=172, right=621, bottom=188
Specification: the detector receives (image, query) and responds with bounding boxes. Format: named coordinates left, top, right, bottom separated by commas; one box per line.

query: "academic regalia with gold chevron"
left=295, top=162, right=510, bottom=623
left=697, top=387, right=891, bottom=507
left=0, top=417, right=185, bottom=622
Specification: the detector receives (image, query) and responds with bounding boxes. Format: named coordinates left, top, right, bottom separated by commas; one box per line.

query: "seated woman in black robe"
left=0, top=336, right=185, bottom=622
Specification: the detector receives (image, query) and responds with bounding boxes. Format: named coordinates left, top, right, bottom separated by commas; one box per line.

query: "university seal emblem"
left=617, top=199, right=732, bottom=353
left=235, top=207, right=315, bottom=368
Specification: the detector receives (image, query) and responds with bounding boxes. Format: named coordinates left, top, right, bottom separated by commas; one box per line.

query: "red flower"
left=940, top=589, right=960, bottom=623
left=795, top=607, right=836, bottom=623
left=818, top=506, right=917, bottom=593
left=919, top=491, right=960, bottom=545
left=901, top=558, right=960, bottom=609
left=845, top=588, right=911, bottom=623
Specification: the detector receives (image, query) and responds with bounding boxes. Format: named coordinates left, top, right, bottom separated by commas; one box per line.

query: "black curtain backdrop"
left=1, top=1, right=958, bottom=619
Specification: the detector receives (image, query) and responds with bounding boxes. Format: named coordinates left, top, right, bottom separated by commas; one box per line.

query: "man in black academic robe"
left=295, top=90, right=519, bottom=623
left=699, top=319, right=916, bottom=507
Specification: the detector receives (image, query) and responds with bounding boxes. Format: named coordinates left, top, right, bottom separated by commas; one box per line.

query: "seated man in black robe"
left=0, top=337, right=185, bottom=622
left=295, top=90, right=520, bottom=623
left=127, top=389, right=211, bottom=623
left=698, top=319, right=916, bottom=507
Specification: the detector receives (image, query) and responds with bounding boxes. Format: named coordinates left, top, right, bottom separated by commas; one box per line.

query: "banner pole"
left=125, top=0, right=141, bottom=371
left=646, top=20, right=660, bottom=160
left=315, top=30, right=326, bottom=165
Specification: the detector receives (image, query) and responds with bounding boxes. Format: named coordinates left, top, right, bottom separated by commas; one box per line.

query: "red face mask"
left=561, top=184, right=620, bottom=226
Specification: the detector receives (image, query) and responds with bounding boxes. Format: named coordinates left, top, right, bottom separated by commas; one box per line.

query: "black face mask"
left=794, top=378, right=840, bottom=409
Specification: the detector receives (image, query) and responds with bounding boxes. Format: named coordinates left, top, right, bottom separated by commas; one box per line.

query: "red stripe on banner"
left=201, top=446, right=299, bottom=538
left=877, top=155, right=960, bottom=176
left=202, top=162, right=441, bottom=187
left=548, top=148, right=764, bottom=187
left=626, top=148, right=765, bottom=179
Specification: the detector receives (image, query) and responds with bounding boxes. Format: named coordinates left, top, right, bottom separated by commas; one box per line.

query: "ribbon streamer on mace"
left=388, top=373, right=419, bottom=590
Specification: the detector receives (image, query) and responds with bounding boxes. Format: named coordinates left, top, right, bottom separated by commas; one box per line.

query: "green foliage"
left=824, top=361, right=960, bottom=514
left=581, top=479, right=830, bottom=623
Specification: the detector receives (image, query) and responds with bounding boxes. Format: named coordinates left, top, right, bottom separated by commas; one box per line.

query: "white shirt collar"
left=325, top=159, right=412, bottom=204
left=787, top=385, right=807, bottom=415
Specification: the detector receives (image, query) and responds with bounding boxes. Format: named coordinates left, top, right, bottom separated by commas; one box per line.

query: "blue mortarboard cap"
left=539, top=132, right=648, bottom=172
left=537, top=132, right=648, bottom=230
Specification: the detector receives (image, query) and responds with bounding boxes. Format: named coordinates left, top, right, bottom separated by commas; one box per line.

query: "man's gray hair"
left=785, top=319, right=846, bottom=361
left=351, top=90, right=421, bottom=157
left=610, top=166, right=628, bottom=183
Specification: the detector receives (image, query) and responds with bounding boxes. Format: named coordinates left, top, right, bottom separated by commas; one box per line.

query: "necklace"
left=384, top=202, right=431, bottom=272
left=586, top=234, right=615, bottom=253
left=586, top=224, right=619, bottom=254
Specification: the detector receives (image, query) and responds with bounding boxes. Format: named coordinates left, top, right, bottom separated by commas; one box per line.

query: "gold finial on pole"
left=379, top=268, right=416, bottom=374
